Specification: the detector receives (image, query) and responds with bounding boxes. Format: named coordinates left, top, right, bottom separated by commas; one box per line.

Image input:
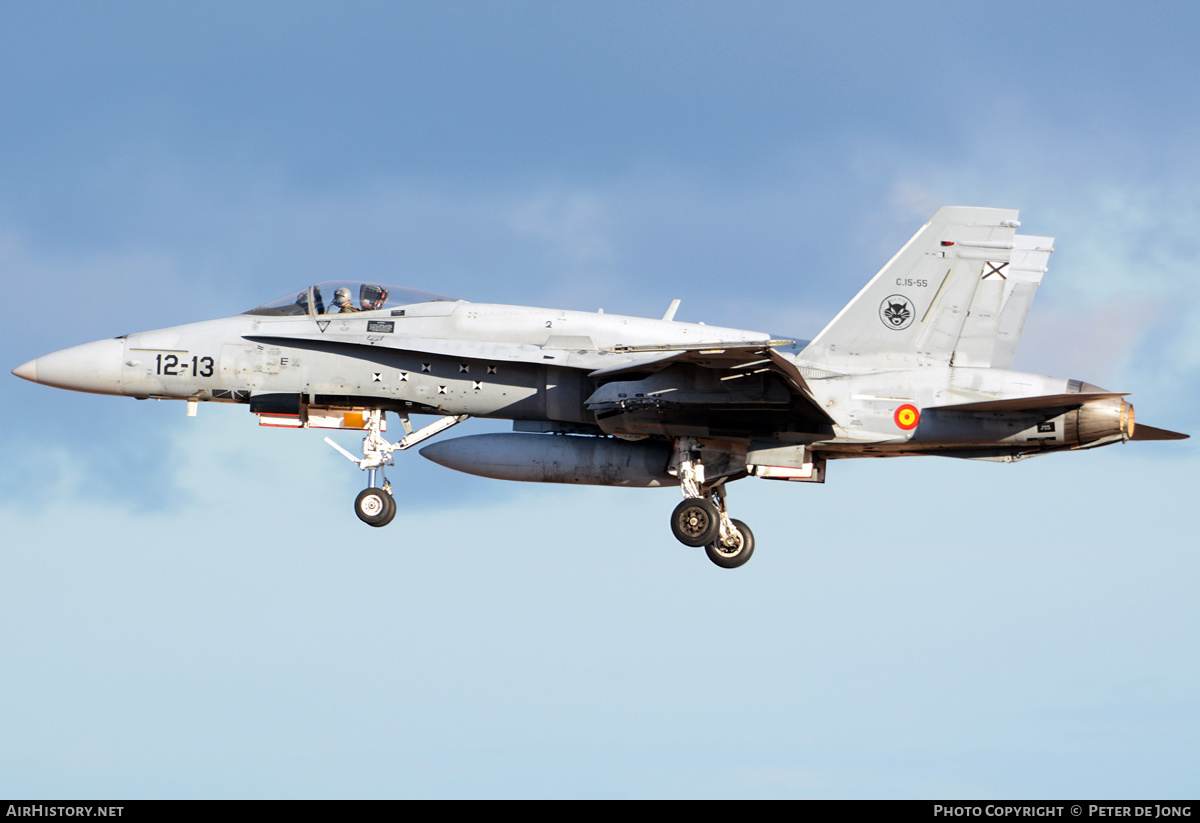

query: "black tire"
left=377, top=490, right=397, bottom=527
left=705, top=519, right=755, bottom=569
left=355, top=487, right=394, bottom=527
left=671, top=497, right=720, bottom=547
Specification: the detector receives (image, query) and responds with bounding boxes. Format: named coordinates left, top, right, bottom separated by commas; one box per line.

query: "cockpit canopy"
left=244, top=281, right=458, bottom=317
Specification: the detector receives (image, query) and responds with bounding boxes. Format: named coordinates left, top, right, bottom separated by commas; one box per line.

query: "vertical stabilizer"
left=801, top=207, right=1020, bottom=370
left=986, top=234, right=1053, bottom=369
left=952, top=233, right=1052, bottom=368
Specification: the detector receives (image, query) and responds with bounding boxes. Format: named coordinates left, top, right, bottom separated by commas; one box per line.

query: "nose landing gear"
left=354, top=486, right=396, bottom=527
left=326, top=410, right=469, bottom=527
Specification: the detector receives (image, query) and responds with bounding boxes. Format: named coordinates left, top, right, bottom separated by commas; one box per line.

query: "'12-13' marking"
left=156, top=354, right=214, bottom=377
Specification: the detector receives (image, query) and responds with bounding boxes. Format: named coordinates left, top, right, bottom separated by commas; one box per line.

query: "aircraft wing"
left=586, top=341, right=833, bottom=423
left=247, top=332, right=834, bottom=424
left=590, top=339, right=793, bottom=374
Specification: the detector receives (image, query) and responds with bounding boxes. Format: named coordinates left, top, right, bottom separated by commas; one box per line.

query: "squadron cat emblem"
left=880, top=295, right=914, bottom=330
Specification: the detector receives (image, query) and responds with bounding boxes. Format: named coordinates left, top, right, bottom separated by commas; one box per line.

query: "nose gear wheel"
left=355, top=487, right=396, bottom=527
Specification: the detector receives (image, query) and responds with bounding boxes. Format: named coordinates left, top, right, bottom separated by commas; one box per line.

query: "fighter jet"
left=12, top=207, right=1187, bottom=568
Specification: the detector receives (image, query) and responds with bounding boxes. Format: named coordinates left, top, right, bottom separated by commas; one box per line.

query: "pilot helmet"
left=334, top=287, right=352, bottom=304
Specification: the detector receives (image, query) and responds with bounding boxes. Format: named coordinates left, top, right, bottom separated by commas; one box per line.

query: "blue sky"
left=1, top=1, right=1197, bottom=798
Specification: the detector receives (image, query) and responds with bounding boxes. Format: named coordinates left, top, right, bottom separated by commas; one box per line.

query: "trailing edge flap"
left=930, top=392, right=1127, bottom=413
left=588, top=340, right=791, bottom=377
left=588, top=343, right=833, bottom=423
left=1130, top=424, right=1189, bottom=441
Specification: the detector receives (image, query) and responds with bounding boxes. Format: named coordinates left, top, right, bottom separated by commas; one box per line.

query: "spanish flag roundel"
left=894, top=404, right=920, bottom=431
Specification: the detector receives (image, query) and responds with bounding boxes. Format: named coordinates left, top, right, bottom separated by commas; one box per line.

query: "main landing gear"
left=325, top=410, right=469, bottom=528
left=670, top=438, right=755, bottom=569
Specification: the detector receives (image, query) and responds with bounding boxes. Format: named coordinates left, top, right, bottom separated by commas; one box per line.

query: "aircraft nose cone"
left=12, top=359, right=37, bottom=383
left=14, top=338, right=125, bottom=395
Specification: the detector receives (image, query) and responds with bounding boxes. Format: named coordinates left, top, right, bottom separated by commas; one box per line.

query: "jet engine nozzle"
left=1071, top=397, right=1135, bottom=445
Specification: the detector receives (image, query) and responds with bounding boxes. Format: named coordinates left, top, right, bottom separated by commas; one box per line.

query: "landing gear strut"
left=670, top=438, right=755, bottom=568
left=326, top=410, right=469, bottom=527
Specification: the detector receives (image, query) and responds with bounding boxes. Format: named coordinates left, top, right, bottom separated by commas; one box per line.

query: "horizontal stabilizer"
left=1131, top=424, right=1189, bottom=441
left=931, top=392, right=1127, bottom=413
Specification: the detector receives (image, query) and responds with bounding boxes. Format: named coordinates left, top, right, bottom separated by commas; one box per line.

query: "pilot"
left=332, top=287, right=360, bottom=313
